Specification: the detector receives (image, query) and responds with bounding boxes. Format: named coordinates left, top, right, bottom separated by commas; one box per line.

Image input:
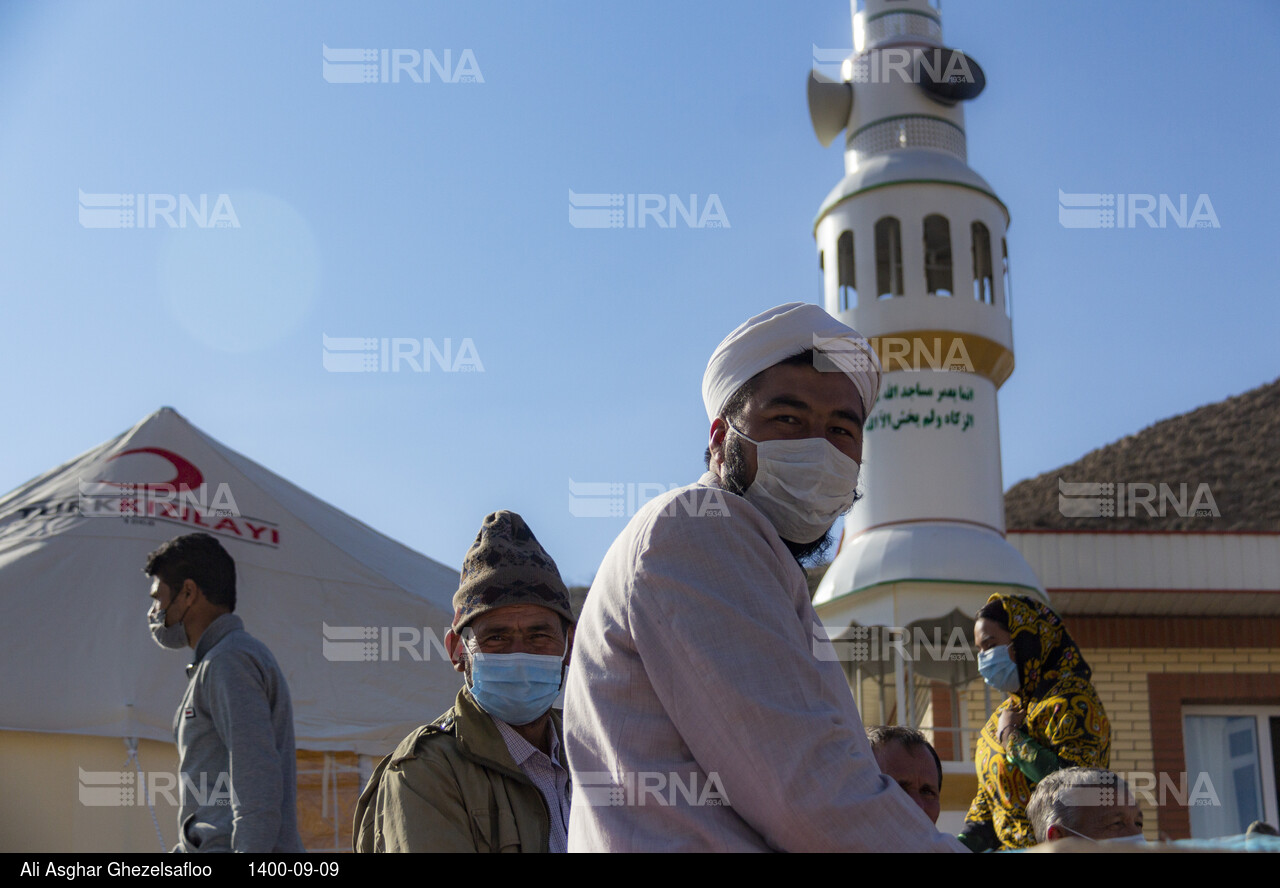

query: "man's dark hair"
left=866, top=725, right=943, bottom=789
left=144, top=533, right=237, bottom=611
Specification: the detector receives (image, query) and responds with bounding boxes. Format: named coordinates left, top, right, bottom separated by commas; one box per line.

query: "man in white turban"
left=564, top=303, right=966, bottom=852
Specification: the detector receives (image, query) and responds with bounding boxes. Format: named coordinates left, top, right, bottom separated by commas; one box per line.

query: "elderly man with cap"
left=564, top=303, right=966, bottom=852
left=354, top=511, right=575, bottom=853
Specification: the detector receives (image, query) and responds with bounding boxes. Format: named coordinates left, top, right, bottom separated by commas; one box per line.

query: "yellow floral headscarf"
left=1001, top=593, right=1091, bottom=701
left=963, top=594, right=1110, bottom=850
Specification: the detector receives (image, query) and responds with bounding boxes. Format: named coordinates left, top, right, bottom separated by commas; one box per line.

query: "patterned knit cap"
left=451, top=511, right=573, bottom=631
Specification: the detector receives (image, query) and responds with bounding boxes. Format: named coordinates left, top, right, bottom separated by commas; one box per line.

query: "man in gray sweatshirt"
left=145, top=532, right=304, bottom=853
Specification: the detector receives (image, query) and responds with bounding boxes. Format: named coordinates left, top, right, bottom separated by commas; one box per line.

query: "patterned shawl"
left=964, top=594, right=1110, bottom=850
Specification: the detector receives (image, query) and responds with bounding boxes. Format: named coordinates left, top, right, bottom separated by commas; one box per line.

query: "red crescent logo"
left=98, top=447, right=204, bottom=492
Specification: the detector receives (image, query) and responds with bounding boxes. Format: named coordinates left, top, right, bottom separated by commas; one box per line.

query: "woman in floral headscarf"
left=957, top=594, right=1110, bottom=852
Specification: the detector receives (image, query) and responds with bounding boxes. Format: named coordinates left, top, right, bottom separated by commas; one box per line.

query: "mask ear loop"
left=726, top=423, right=759, bottom=446
left=1055, top=823, right=1095, bottom=842
left=169, top=583, right=195, bottom=627
left=459, top=629, right=479, bottom=686
left=553, top=630, right=571, bottom=689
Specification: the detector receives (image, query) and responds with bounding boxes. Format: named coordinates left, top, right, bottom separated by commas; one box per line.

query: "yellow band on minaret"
left=865, top=329, right=1013, bottom=388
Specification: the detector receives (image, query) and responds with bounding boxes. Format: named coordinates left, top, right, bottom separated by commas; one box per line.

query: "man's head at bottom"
left=701, top=303, right=881, bottom=564
left=1027, top=767, right=1145, bottom=844
left=866, top=725, right=942, bottom=824
left=445, top=510, right=575, bottom=727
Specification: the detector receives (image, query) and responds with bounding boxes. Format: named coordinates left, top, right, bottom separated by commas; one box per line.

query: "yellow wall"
left=0, top=732, right=367, bottom=853
left=296, top=750, right=363, bottom=852
left=0, top=731, right=180, bottom=853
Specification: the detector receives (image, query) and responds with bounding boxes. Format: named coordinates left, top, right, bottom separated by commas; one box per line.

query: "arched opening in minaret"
left=971, top=221, right=993, bottom=304
left=819, top=249, right=826, bottom=308
left=875, top=216, right=903, bottom=299
left=837, top=230, right=857, bottom=310
left=923, top=214, right=953, bottom=297
left=1002, top=237, right=1013, bottom=318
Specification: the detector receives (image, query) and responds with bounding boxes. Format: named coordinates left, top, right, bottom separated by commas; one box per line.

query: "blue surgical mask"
left=977, top=644, right=1020, bottom=693
left=1059, top=824, right=1146, bottom=845
left=1100, top=832, right=1148, bottom=845
left=467, top=643, right=566, bottom=726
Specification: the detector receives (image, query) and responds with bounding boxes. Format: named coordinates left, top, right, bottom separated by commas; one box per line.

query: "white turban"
left=701, top=302, right=881, bottom=422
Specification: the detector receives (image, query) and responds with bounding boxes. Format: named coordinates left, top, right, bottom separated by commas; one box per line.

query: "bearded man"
left=564, top=302, right=965, bottom=852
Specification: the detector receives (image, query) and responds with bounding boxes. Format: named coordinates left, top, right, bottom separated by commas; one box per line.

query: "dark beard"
left=720, top=435, right=844, bottom=566
left=784, top=532, right=834, bottom=567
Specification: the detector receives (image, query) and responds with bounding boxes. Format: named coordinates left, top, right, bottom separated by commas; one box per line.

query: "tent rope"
left=124, top=737, right=167, bottom=852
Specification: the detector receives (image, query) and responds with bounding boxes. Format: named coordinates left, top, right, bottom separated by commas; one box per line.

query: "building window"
left=971, top=222, right=993, bottom=304
left=875, top=216, right=903, bottom=299
left=837, top=230, right=856, bottom=310
left=923, top=214, right=952, bottom=297
left=1002, top=237, right=1012, bottom=318
left=1183, top=707, right=1280, bottom=838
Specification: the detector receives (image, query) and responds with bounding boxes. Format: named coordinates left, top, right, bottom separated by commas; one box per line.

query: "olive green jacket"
left=353, top=688, right=561, bottom=853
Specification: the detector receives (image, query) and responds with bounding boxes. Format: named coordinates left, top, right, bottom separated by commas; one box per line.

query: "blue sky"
left=1, top=0, right=1277, bottom=584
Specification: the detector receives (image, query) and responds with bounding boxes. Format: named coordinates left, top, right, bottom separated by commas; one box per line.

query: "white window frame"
left=1182, top=704, right=1280, bottom=832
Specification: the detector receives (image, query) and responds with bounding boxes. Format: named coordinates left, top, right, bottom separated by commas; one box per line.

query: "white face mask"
left=729, top=425, right=860, bottom=543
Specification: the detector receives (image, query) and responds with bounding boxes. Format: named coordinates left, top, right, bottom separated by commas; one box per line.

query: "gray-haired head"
left=1026, top=767, right=1130, bottom=843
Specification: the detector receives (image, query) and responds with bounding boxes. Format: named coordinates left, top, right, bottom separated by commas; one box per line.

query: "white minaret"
left=809, top=0, right=1044, bottom=731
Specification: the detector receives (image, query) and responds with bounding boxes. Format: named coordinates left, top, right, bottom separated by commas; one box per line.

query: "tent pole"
left=330, top=753, right=340, bottom=851
left=125, top=736, right=167, bottom=852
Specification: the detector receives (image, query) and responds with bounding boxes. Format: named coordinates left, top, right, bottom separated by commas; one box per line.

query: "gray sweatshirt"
left=173, top=613, right=305, bottom=852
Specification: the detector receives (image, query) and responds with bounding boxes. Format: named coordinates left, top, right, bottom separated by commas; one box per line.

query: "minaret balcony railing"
left=863, top=9, right=942, bottom=46
left=850, top=115, right=966, bottom=162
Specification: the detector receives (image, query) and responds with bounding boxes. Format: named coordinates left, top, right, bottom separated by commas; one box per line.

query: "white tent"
left=0, top=407, right=463, bottom=851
